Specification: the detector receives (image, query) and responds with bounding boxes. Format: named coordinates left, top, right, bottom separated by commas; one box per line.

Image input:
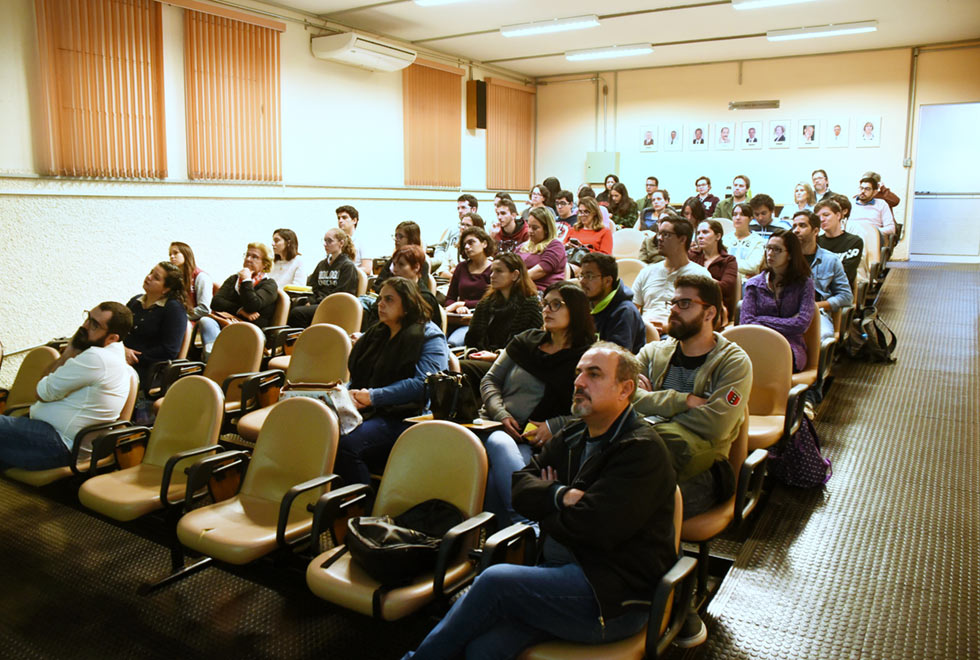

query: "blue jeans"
left=447, top=325, right=468, bottom=348
left=405, top=562, right=648, bottom=660
left=334, top=416, right=411, bottom=486
left=197, top=317, right=220, bottom=356
left=0, top=416, right=71, bottom=470
left=483, top=430, right=534, bottom=526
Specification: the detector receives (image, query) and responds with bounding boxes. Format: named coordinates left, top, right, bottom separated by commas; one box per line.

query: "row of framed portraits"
left=639, top=116, right=882, bottom=152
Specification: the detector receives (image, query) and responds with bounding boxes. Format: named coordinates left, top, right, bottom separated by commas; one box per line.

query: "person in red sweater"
left=565, top=197, right=613, bottom=276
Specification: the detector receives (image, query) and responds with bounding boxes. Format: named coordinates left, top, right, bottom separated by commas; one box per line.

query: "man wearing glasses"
left=553, top=189, right=577, bottom=242
left=0, top=303, right=133, bottom=471
left=578, top=253, right=645, bottom=353
left=631, top=275, right=751, bottom=647
left=632, top=218, right=710, bottom=332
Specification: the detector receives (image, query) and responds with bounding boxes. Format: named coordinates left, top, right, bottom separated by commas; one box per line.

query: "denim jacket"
left=808, top=247, right=853, bottom=313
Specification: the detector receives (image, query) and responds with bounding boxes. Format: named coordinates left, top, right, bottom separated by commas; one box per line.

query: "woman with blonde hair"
left=287, top=228, right=360, bottom=328
left=564, top=196, right=613, bottom=255
left=517, top=207, right=567, bottom=291
left=783, top=182, right=816, bottom=217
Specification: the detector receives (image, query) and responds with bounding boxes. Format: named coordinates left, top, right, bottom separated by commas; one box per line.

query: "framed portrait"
left=768, top=119, right=791, bottom=148
left=826, top=117, right=849, bottom=148
left=741, top=121, right=762, bottom=150
left=855, top=116, right=881, bottom=147
left=639, top=126, right=658, bottom=152
left=798, top=119, right=820, bottom=148
left=714, top=121, right=734, bottom=150
left=664, top=123, right=683, bottom=151
left=687, top=123, right=708, bottom=151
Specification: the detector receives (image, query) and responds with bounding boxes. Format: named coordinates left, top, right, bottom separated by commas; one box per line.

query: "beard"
left=70, top=326, right=100, bottom=351
left=667, top=310, right=705, bottom=341
left=570, top=388, right=592, bottom=418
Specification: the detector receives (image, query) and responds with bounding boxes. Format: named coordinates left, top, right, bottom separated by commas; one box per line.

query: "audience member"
left=336, top=205, right=372, bottom=272
left=695, top=176, right=720, bottom=216
left=0, top=302, right=133, bottom=470
left=578, top=253, right=645, bottom=353
left=542, top=176, right=562, bottom=213
left=578, top=186, right=614, bottom=230
left=405, top=343, right=676, bottom=660
left=363, top=245, right=439, bottom=330
left=635, top=189, right=671, bottom=232
left=124, top=262, right=187, bottom=389
left=851, top=176, right=896, bottom=236
left=636, top=176, right=659, bottom=214
left=689, top=220, right=738, bottom=323
left=783, top=182, right=816, bottom=217
left=608, top=182, right=638, bottom=228
left=748, top=194, right=791, bottom=239
left=521, top=184, right=557, bottom=224
left=198, top=243, right=278, bottom=356
left=372, top=221, right=430, bottom=293
left=287, top=228, right=360, bottom=329
left=633, top=218, right=711, bottom=331
left=596, top=173, right=619, bottom=205
left=712, top=175, right=750, bottom=220
left=565, top=196, right=613, bottom=259
left=792, top=210, right=853, bottom=340
left=811, top=169, right=834, bottom=202
left=725, top=202, right=765, bottom=278
left=432, top=194, right=478, bottom=274
left=444, top=227, right=494, bottom=347
left=862, top=171, right=901, bottom=209
left=518, top=207, right=567, bottom=291
left=335, top=277, right=448, bottom=488
left=553, top=189, right=577, bottom=241
left=815, top=199, right=864, bottom=287
left=169, top=241, right=212, bottom=321
left=493, top=199, right=529, bottom=254
left=741, top=230, right=815, bottom=372
left=269, top=228, right=306, bottom=287
left=481, top=282, right=595, bottom=525
left=682, top=196, right=707, bottom=229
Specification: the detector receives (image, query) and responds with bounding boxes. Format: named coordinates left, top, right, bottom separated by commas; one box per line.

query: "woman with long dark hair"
left=444, top=227, right=495, bottom=346
left=689, top=219, right=739, bottom=323
left=740, top=229, right=815, bottom=372
left=372, top=221, right=430, bottom=293
left=596, top=173, right=619, bottom=206
left=169, top=242, right=212, bottom=321
left=608, top=182, right=638, bottom=229
left=124, top=262, right=188, bottom=389
left=270, top=228, right=306, bottom=287
left=481, top=282, right=595, bottom=524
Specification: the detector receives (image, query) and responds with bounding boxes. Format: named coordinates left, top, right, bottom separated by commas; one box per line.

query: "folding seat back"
left=271, top=288, right=291, bottom=327
left=612, top=228, right=644, bottom=258
left=793, top=311, right=822, bottom=388
left=176, top=320, right=193, bottom=359
left=204, top=322, right=264, bottom=402
left=3, top=346, right=59, bottom=413
left=722, top=325, right=791, bottom=417
left=311, top=292, right=363, bottom=334
left=355, top=268, right=368, bottom=296
left=615, top=257, right=646, bottom=288
left=144, top=376, right=223, bottom=468
left=286, top=323, right=351, bottom=385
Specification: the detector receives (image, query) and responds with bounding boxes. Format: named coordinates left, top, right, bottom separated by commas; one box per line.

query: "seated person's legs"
left=655, top=421, right=733, bottom=519
left=334, top=416, right=410, bottom=487
left=446, top=324, right=468, bottom=348
left=819, top=308, right=835, bottom=341
left=483, top=429, right=533, bottom=525
left=0, top=416, right=72, bottom=470
left=197, top=316, right=220, bottom=357
left=287, top=303, right=318, bottom=329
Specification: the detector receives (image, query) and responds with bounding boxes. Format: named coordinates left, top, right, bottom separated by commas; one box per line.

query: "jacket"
left=212, top=274, right=279, bottom=328
left=592, top=280, right=645, bottom=353
left=633, top=333, right=752, bottom=478
left=808, top=247, right=853, bottom=313
left=464, top=293, right=542, bottom=352
left=741, top=274, right=815, bottom=372
left=306, top=253, right=359, bottom=302
left=512, top=407, right=677, bottom=621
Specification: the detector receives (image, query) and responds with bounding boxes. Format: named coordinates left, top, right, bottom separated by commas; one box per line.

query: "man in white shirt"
left=0, top=302, right=133, bottom=470
left=851, top=177, right=896, bottom=236
left=633, top=218, right=711, bottom=332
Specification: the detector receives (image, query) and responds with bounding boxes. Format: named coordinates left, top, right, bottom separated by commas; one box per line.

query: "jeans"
left=0, top=416, right=71, bottom=470
left=483, top=430, right=534, bottom=526
left=447, top=325, right=468, bottom=348
left=405, top=562, right=648, bottom=660
left=334, top=416, right=411, bottom=486
left=197, top=316, right=220, bottom=356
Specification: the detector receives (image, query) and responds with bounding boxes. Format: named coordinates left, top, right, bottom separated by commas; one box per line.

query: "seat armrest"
left=236, top=369, right=286, bottom=414
left=0, top=389, right=8, bottom=411
left=79, top=424, right=148, bottom=476
left=266, top=327, right=303, bottom=356
left=784, top=383, right=809, bottom=438
left=154, top=360, right=203, bottom=398
left=648, top=555, right=699, bottom=657
left=818, top=336, right=837, bottom=382
left=3, top=403, right=31, bottom=417
left=276, top=474, right=341, bottom=548
left=182, top=450, right=250, bottom=506
left=735, top=449, right=768, bottom=525
left=263, top=325, right=292, bottom=357
left=309, top=483, right=371, bottom=554
left=160, top=445, right=223, bottom=506
left=477, top=522, right=537, bottom=573
left=433, top=511, right=496, bottom=598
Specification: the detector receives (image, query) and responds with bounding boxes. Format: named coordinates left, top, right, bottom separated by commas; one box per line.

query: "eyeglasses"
left=543, top=299, right=567, bottom=312
left=82, top=311, right=105, bottom=330
left=243, top=252, right=262, bottom=260
left=657, top=230, right=677, bottom=239
left=555, top=200, right=570, bottom=207
left=579, top=272, right=602, bottom=282
left=665, top=298, right=709, bottom=310
left=392, top=233, right=406, bottom=240
left=765, top=246, right=785, bottom=254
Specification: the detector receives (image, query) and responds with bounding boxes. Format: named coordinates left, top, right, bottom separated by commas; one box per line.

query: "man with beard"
left=0, top=302, right=133, bottom=470
left=403, top=342, right=677, bottom=659
left=633, top=275, right=751, bottom=521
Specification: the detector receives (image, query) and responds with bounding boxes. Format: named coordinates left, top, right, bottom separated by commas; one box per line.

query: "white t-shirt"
left=632, top=260, right=712, bottom=326
left=31, top=342, right=132, bottom=449
left=270, top=255, right=307, bottom=287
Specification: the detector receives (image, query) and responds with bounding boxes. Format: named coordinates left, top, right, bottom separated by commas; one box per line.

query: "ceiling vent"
left=312, top=33, right=417, bottom=72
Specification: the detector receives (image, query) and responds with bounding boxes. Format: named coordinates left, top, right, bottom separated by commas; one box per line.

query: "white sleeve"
left=36, top=349, right=102, bottom=403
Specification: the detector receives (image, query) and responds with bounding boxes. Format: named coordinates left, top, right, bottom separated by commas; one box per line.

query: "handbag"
left=767, top=416, right=831, bottom=488
left=425, top=371, right=480, bottom=423
left=207, top=311, right=240, bottom=328
left=565, top=243, right=592, bottom=267
left=345, top=499, right=465, bottom=585
left=280, top=382, right=363, bottom=434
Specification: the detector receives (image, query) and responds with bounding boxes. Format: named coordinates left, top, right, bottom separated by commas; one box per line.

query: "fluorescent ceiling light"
left=565, top=43, right=653, bottom=62
left=501, top=15, right=600, bottom=38
left=732, top=0, right=820, bottom=10
left=414, top=0, right=473, bottom=6
left=767, top=20, right=878, bottom=41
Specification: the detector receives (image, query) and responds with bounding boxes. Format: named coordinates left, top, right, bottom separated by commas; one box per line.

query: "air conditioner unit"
left=311, top=33, right=417, bottom=72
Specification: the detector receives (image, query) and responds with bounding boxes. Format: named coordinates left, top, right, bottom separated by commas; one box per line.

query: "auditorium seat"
left=616, top=258, right=646, bottom=289
left=355, top=268, right=368, bottom=296
left=305, top=420, right=493, bottom=620
left=792, top=311, right=836, bottom=390
left=612, top=228, right=644, bottom=258
left=0, top=345, right=59, bottom=417
left=645, top=320, right=660, bottom=344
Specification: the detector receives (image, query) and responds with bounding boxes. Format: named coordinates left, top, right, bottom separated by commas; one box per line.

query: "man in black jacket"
left=579, top=253, right=645, bottom=353
left=404, top=342, right=677, bottom=659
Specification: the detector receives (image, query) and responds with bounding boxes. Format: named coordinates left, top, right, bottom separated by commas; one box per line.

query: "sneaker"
left=803, top=400, right=816, bottom=420
left=674, top=612, right=708, bottom=648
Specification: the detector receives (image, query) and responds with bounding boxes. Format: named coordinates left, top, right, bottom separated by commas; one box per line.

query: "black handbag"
left=345, top=499, right=465, bottom=585
left=426, top=371, right=480, bottom=423
left=565, top=243, right=592, bottom=267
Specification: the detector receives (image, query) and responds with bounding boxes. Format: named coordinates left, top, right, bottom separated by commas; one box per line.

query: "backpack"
left=767, top=416, right=831, bottom=488
left=426, top=371, right=481, bottom=423
left=843, top=305, right=897, bottom=363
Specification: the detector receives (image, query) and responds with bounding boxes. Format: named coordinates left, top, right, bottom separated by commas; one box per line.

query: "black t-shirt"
left=661, top=344, right=710, bottom=395
left=818, top=231, right=863, bottom=287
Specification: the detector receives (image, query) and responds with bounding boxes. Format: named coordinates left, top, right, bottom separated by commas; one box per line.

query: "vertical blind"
left=486, top=77, right=535, bottom=191
left=34, top=0, right=167, bottom=178
left=184, top=10, right=281, bottom=181
left=402, top=61, right=464, bottom=187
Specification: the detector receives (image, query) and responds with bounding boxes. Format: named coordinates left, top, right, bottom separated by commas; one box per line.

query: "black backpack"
left=843, top=305, right=897, bottom=363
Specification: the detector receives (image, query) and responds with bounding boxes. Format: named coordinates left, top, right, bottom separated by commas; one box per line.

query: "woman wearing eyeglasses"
left=372, top=221, right=430, bottom=294
left=517, top=207, right=568, bottom=292
left=739, top=229, right=815, bottom=372
left=480, top=282, right=595, bottom=525
left=565, top=196, right=613, bottom=256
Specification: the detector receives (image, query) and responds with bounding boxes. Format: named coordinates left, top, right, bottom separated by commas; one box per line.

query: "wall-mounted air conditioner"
left=311, top=33, right=417, bottom=72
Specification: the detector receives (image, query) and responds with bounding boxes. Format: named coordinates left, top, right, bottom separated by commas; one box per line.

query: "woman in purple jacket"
left=740, top=229, right=814, bottom=372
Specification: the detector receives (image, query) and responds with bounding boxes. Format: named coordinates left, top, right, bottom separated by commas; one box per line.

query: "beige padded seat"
left=271, top=288, right=291, bottom=327
left=1, top=346, right=59, bottom=416
left=355, top=268, right=368, bottom=296
left=4, top=368, right=140, bottom=487
left=792, top=311, right=821, bottom=388
left=722, top=325, right=793, bottom=451
left=517, top=488, right=685, bottom=660
left=177, top=396, right=339, bottom=565
left=612, top=228, right=644, bottom=258
left=682, top=413, right=748, bottom=542
left=306, top=421, right=487, bottom=621
left=78, top=376, right=223, bottom=521
left=310, top=292, right=363, bottom=335
left=616, top=258, right=646, bottom=289
left=238, top=324, right=351, bottom=441
left=644, top=320, right=660, bottom=345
